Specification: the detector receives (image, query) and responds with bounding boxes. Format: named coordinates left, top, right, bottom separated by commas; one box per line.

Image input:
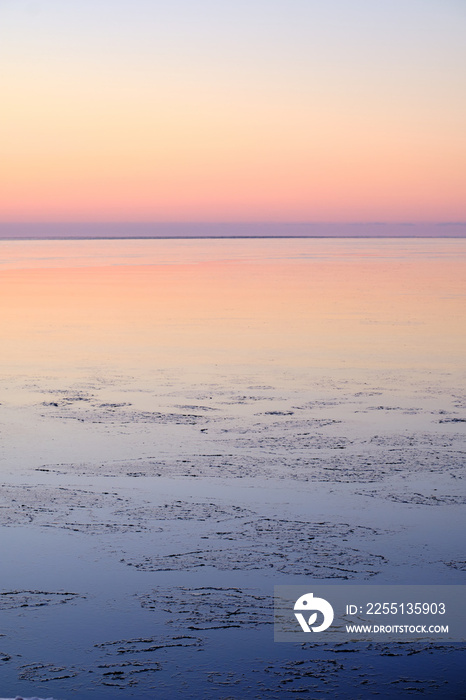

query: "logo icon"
left=294, top=592, right=334, bottom=632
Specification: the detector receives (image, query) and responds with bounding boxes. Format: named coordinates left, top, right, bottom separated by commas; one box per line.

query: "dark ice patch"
left=123, top=518, right=386, bottom=578
left=0, top=590, right=83, bottom=610
left=18, top=661, right=80, bottom=682
left=125, top=500, right=253, bottom=522
left=139, top=586, right=272, bottom=630
left=0, top=485, right=143, bottom=533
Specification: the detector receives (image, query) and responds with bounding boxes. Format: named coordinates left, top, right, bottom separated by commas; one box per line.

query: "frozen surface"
left=0, top=239, right=464, bottom=698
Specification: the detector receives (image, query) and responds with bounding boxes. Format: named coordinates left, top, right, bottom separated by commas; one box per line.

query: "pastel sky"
left=1, top=0, right=465, bottom=223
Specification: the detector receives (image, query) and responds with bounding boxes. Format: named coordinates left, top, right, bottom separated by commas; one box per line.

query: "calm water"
left=0, top=238, right=465, bottom=698
left=1, top=238, right=465, bottom=373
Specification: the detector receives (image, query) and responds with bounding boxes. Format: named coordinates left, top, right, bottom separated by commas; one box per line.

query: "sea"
left=0, top=236, right=464, bottom=698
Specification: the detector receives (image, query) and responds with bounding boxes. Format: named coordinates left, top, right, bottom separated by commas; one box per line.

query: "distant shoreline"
left=0, top=222, right=465, bottom=240
left=1, top=235, right=466, bottom=241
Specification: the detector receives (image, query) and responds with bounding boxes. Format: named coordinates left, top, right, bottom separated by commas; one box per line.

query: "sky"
left=1, top=0, right=465, bottom=224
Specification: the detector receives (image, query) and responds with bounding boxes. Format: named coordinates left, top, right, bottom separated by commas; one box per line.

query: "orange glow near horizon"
left=2, top=78, right=465, bottom=223
left=1, top=2, right=465, bottom=223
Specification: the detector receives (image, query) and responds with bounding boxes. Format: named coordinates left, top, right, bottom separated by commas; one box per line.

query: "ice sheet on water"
left=0, top=696, right=59, bottom=700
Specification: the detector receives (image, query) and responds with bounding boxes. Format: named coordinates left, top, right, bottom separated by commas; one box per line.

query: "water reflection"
left=0, top=239, right=464, bottom=372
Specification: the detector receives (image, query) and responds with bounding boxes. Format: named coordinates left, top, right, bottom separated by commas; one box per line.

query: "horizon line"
left=1, top=221, right=465, bottom=240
